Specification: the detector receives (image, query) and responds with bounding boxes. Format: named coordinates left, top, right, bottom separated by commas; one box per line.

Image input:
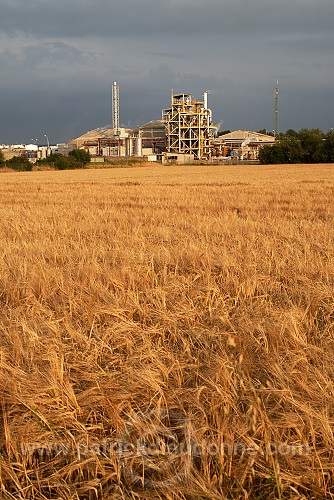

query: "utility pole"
left=274, top=78, right=279, bottom=138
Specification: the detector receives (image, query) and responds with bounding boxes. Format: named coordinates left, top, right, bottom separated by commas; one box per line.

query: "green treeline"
left=0, top=149, right=91, bottom=171
left=0, top=155, right=33, bottom=171
left=36, top=149, right=91, bottom=170
left=259, top=129, right=334, bottom=164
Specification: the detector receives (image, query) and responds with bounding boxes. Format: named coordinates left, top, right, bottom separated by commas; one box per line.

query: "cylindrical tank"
left=135, top=133, right=142, bottom=157
left=126, top=136, right=134, bottom=157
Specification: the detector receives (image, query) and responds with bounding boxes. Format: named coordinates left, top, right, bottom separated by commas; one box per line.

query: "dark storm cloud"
left=0, top=41, right=94, bottom=73
left=0, top=0, right=334, bottom=143
left=1, top=0, right=333, bottom=38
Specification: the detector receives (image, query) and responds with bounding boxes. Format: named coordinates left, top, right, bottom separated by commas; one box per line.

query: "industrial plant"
left=64, top=82, right=276, bottom=164
left=1, top=82, right=276, bottom=164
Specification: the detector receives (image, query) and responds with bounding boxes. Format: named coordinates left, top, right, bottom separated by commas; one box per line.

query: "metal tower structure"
left=112, top=81, right=119, bottom=135
left=162, top=91, right=213, bottom=160
left=274, top=78, right=279, bottom=138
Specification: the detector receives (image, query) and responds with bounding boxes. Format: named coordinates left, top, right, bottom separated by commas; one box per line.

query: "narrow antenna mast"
left=112, top=81, right=119, bottom=135
left=274, top=78, right=279, bottom=138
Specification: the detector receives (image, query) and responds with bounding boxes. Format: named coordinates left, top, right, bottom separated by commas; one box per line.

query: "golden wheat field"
left=0, top=163, right=334, bottom=499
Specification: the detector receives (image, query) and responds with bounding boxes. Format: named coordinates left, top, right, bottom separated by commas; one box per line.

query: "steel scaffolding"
left=163, top=92, right=213, bottom=160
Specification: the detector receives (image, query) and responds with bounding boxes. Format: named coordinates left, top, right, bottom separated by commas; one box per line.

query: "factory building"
left=66, top=89, right=218, bottom=163
left=66, top=126, right=275, bottom=164
left=132, top=120, right=166, bottom=158
left=2, top=82, right=279, bottom=165
left=212, top=130, right=275, bottom=160
left=0, top=144, right=51, bottom=162
left=67, top=126, right=160, bottom=160
left=162, top=91, right=217, bottom=161
left=64, top=85, right=275, bottom=164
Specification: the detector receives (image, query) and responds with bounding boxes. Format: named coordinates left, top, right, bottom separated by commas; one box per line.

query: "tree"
left=284, top=137, right=303, bottom=163
left=36, top=152, right=87, bottom=170
left=0, top=150, right=5, bottom=165
left=324, top=130, right=334, bottom=163
left=6, top=156, right=33, bottom=171
left=257, top=129, right=274, bottom=136
left=258, top=128, right=334, bottom=164
left=285, top=129, right=299, bottom=138
left=298, top=128, right=325, bottom=163
left=52, top=155, right=79, bottom=170
left=259, top=136, right=303, bottom=164
left=258, top=143, right=283, bottom=164
left=68, top=148, right=91, bottom=165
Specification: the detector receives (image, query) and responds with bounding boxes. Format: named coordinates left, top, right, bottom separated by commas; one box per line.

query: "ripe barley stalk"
left=0, top=163, right=333, bottom=499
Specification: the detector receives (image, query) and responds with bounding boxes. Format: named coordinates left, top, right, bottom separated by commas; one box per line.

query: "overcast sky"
left=1, top=0, right=334, bottom=144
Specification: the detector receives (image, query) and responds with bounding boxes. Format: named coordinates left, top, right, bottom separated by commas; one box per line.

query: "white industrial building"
left=212, top=130, right=276, bottom=160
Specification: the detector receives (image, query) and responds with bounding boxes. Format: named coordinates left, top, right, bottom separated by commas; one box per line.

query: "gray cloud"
left=1, top=0, right=333, bottom=38
left=0, top=0, right=334, bottom=144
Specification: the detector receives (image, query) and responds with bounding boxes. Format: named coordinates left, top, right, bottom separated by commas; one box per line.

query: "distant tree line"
left=259, top=129, right=334, bottom=164
left=0, top=150, right=5, bottom=165
left=0, top=149, right=91, bottom=171
left=0, top=154, right=33, bottom=171
left=36, top=149, right=91, bottom=170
